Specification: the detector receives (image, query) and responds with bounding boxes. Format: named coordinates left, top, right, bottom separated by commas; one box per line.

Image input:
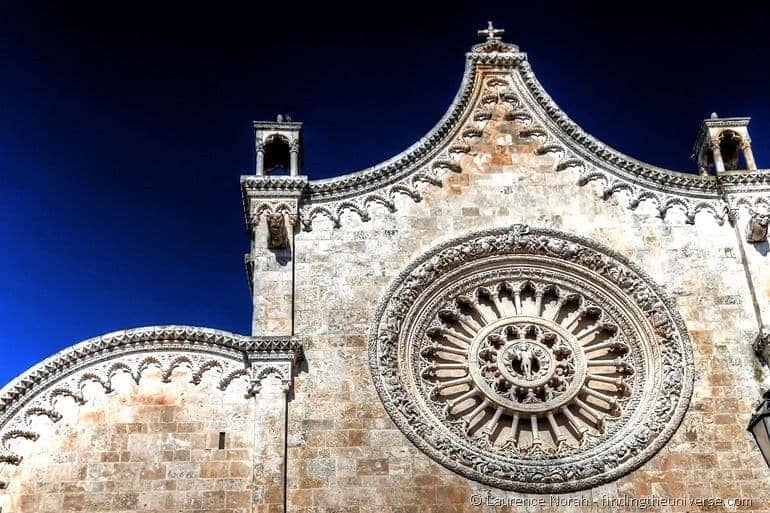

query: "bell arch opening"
left=263, top=134, right=291, bottom=175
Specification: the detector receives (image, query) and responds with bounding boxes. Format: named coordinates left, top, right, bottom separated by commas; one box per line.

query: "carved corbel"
left=0, top=453, right=22, bottom=465
left=754, top=328, right=770, bottom=366
left=266, top=213, right=289, bottom=249
left=247, top=200, right=299, bottom=250
left=244, top=336, right=302, bottom=397
left=747, top=211, right=770, bottom=243
left=248, top=361, right=293, bottom=395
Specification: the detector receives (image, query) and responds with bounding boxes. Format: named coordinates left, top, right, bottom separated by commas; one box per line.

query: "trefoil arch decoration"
left=242, top=38, right=770, bottom=231
left=0, top=325, right=302, bottom=488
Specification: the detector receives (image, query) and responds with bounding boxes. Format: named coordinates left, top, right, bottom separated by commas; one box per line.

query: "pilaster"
left=242, top=112, right=308, bottom=513
left=244, top=336, right=302, bottom=513
left=719, top=171, right=770, bottom=365
left=241, top=176, right=307, bottom=337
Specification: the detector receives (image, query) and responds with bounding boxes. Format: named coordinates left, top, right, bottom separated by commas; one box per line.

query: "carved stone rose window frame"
left=369, top=225, right=693, bottom=493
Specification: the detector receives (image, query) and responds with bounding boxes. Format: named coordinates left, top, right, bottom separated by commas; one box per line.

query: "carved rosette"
left=369, top=225, right=693, bottom=492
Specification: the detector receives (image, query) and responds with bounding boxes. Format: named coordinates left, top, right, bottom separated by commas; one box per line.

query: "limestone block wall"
left=0, top=367, right=256, bottom=513
left=287, top=113, right=770, bottom=512
left=736, top=208, right=770, bottom=331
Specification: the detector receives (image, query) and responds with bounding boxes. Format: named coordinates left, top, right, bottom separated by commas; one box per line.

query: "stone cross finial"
left=478, top=21, right=504, bottom=41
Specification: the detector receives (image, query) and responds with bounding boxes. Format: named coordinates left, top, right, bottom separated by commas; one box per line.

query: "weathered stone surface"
left=3, top=28, right=770, bottom=513
left=280, top=35, right=770, bottom=512
left=0, top=368, right=256, bottom=512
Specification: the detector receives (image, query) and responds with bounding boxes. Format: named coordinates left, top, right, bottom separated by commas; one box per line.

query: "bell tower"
left=239, top=116, right=306, bottom=513
left=692, top=113, right=757, bottom=175
left=242, top=115, right=307, bottom=337
left=254, top=114, right=303, bottom=176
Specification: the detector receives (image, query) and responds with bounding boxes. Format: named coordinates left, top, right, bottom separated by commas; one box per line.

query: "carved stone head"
left=266, top=213, right=289, bottom=249
left=747, top=212, right=770, bottom=243
left=754, top=328, right=770, bottom=366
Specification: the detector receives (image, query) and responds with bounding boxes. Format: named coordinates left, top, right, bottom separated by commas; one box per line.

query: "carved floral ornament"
left=369, top=225, right=693, bottom=492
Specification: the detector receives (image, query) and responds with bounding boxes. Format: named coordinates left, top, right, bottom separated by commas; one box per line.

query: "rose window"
left=370, top=225, right=693, bottom=492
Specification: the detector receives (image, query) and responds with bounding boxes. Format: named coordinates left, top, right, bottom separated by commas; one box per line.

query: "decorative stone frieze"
left=369, top=225, right=693, bottom=492
left=0, top=326, right=302, bottom=482
left=240, top=37, right=770, bottom=231
left=719, top=169, right=770, bottom=191
left=245, top=336, right=303, bottom=396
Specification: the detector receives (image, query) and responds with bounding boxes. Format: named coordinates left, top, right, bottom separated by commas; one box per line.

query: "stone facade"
left=3, top=28, right=770, bottom=513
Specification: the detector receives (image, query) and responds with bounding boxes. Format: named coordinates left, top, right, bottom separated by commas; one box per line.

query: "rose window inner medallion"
left=370, top=225, right=693, bottom=492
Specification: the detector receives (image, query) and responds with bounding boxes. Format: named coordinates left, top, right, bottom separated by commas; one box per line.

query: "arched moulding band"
left=368, top=224, right=693, bottom=493
left=0, top=326, right=302, bottom=480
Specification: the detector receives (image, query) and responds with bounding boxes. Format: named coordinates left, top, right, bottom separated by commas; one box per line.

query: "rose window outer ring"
left=403, top=257, right=647, bottom=458
left=369, top=225, right=693, bottom=493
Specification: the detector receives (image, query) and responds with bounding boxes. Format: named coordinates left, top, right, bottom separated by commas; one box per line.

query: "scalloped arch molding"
left=242, top=39, right=770, bottom=230
left=0, top=326, right=300, bottom=479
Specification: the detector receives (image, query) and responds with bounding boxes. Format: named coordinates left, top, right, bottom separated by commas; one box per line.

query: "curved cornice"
left=0, top=325, right=302, bottom=473
left=515, top=61, right=720, bottom=196
left=242, top=43, right=528, bottom=229
left=0, top=326, right=276, bottom=408
left=303, top=50, right=516, bottom=201
left=241, top=39, right=769, bottom=229
left=509, top=60, right=734, bottom=224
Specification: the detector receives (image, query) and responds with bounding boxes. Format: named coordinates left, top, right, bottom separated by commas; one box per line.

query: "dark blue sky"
left=1, top=2, right=769, bottom=386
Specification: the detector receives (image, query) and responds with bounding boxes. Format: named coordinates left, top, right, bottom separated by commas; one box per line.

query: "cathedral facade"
left=2, top=28, right=770, bottom=512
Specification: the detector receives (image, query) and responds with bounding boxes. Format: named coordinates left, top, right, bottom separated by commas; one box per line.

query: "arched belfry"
left=693, top=113, right=757, bottom=174
left=254, top=115, right=303, bottom=176
left=243, top=115, right=307, bottom=339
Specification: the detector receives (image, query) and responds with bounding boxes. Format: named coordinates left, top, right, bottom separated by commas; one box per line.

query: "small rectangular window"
left=218, top=432, right=226, bottom=450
